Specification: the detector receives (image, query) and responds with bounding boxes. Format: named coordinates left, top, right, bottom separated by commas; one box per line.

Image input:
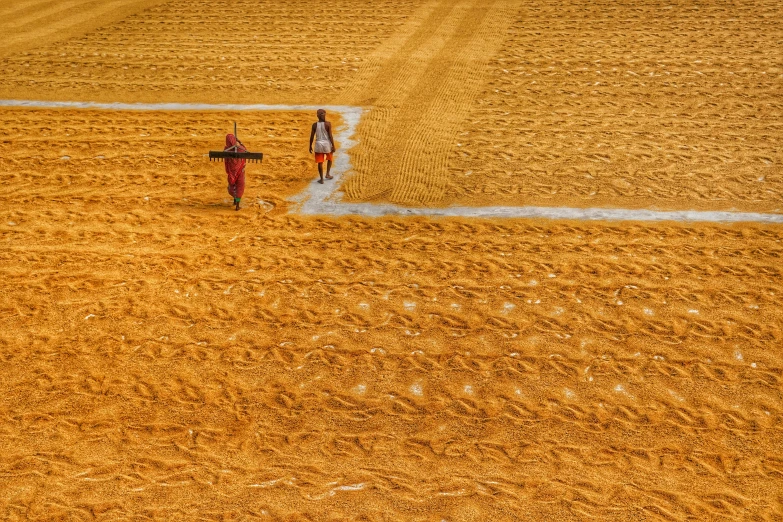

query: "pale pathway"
left=2, top=99, right=781, bottom=224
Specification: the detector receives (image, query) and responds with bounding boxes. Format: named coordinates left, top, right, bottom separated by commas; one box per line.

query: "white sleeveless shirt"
left=314, top=122, right=331, bottom=153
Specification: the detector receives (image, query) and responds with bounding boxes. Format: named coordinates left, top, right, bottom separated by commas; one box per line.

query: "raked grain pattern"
left=0, top=0, right=425, bottom=104
left=341, top=0, right=782, bottom=213
left=1, top=0, right=778, bottom=213
left=2, top=109, right=783, bottom=520
left=443, top=0, right=782, bottom=213
left=1, top=1, right=783, bottom=520
left=0, top=0, right=167, bottom=57
left=2, top=179, right=783, bottom=520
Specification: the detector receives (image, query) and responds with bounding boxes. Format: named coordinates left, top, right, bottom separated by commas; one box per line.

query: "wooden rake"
left=209, top=122, right=264, bottom=163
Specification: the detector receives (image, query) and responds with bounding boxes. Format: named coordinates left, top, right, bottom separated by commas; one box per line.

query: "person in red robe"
left=224, top=133, right=247, bottom=211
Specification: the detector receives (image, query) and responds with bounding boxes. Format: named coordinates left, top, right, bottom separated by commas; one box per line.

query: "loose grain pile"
left=1, top=1, right=781, bottom=520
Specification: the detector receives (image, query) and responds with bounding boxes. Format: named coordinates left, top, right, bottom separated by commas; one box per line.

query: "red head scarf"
left=224, top=133, right=247, bottom=183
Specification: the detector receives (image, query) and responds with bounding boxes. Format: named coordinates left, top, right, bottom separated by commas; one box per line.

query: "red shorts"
left=315, top=152, right=334, bottom=163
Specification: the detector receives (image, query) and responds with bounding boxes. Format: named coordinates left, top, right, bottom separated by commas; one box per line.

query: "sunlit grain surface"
left=1, top=1, right=782, bottom=520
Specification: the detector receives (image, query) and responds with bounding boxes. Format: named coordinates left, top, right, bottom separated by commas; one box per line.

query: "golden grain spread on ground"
left=1, top=1, right=782, bottom=520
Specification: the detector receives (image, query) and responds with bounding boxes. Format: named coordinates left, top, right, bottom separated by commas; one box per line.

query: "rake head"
left=209, top=150, right=264, bottom=163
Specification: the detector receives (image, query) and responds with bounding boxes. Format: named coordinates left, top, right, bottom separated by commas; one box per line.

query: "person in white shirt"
left=308, top=109, right=336, bottom=184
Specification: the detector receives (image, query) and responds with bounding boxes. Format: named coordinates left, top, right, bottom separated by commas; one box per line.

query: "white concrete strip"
left=0, top=99, right=358, bottom=113
left=2, top=99, right=781, bottom=224
left=299, top=200, right=783, bottom=223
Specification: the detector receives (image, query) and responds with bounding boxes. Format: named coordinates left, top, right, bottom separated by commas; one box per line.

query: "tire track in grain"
left=335, top=0, right=446, bottom=105
left=342, top=0, right=465, bottom=201
left=390, top=0, right=516, bottom=205
left=343, top=0, right=517, bottom=205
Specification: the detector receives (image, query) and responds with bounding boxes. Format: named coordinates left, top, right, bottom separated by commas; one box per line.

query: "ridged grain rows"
left=1, top=1, right=783, bottom=520
left=444, top=0, right=783, bottom=212
left=0, top=108, right=342, bottom=211
left=343, top=0, right=518, bottom=204
left=3, top=0, right=779, bottom=213
left=0, top=0, right=424, bottom=104
left=0, top=0, right=167, bottom=57
left=2, top=110, right=783, bottom=520
left=2, top=192, right=783, bottom=519
left=343, top=0, right=781, bottom=212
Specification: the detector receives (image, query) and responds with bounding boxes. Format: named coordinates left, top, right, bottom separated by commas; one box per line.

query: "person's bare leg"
left=325, top=159, right=333, bottom=179
left=317, top=162, right=324, bottom=184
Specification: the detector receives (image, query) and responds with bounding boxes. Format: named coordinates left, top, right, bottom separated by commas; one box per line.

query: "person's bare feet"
left=325, top=174, right=333, bottom=180
left=235, top=201, right=240, bottom=211
left=317, top=179, right=324, bottom=184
